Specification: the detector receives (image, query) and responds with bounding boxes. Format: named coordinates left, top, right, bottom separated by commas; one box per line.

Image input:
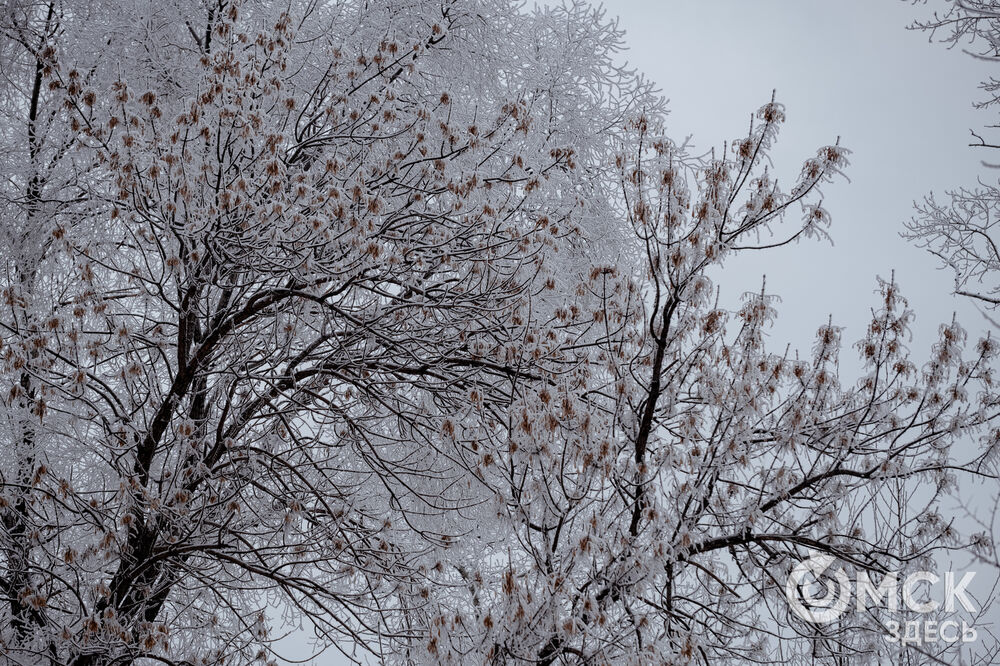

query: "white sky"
left=282, top=2, right=1000, bottom=661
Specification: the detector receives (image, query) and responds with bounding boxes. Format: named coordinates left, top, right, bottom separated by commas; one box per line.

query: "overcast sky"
left=283, top=2, right=1000, bottom=661
left=601, top=0, right=995, bottom=363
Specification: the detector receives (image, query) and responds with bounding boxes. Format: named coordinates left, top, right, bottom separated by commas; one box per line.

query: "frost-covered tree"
left=905, top=0, right=1000, bottom=308
left=0, top=1, right=998, bottom=665
left=420, top=102, right=1000, bottom=664
left=900, top=4, right=1000, bottom=663
left=0, top=1, right=656, bottom=663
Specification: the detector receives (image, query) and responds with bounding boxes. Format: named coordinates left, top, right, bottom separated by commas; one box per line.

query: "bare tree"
left=900, top=2, right=1000, bottom=663
left=905, top=0, right=1000, bottom=306
left=0, top=1, right=997, bottom=665
left=0, top=1, right=658, bottom=663
left=421, top=101, right=1000, bottom=664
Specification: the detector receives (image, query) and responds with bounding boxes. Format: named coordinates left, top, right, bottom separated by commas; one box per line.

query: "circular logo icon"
left=785, top=553, right=852, bottom=623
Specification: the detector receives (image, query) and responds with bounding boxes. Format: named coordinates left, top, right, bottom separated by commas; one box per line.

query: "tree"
left=423, top=102, right=1000, bottom=664
left=0, top=1, right=657, bottom=663
left=905, top=1, right=1000, bottom=493
left=905, top=0, right=1000, bottom=309
left=901, top=2, right=1000, bottom=663
left=1, top=1, right=997, bottom=665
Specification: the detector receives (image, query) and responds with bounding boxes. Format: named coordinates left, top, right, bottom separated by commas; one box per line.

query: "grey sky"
left=601, top=0, right=994, bottom=360
left=281, top=2, right=1000, bottom=662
